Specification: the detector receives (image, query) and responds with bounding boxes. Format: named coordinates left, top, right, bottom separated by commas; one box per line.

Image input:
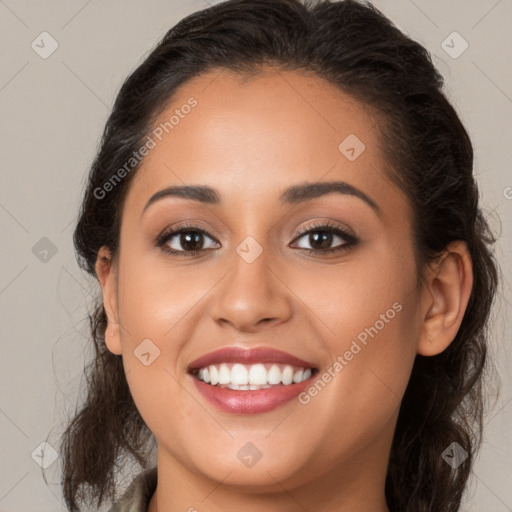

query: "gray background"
left=0, top=0, right=511, bottom=510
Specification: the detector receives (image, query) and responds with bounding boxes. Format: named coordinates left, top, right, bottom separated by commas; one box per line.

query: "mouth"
left=188, top=363, right=319, bottom=390
left=187, top=345, right=319, bottom=390
left=186, top=346, right=319, bottom=413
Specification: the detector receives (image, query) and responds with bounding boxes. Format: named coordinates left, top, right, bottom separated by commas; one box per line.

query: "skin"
left=95, top=67, right=473, bottom=512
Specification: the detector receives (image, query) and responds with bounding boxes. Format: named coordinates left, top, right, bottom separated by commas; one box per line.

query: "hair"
left=56, top=0, right=501, bottom=510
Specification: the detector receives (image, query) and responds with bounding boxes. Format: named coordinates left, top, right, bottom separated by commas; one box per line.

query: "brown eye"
left=291, top=222, right=358, bottom=256
left=156, top=225, right=220, bottom=256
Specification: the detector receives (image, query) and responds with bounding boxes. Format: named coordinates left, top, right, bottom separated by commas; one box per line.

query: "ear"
left=417, top=240, right=473, bottom=356
left=95, top=246, right=122, bottom=355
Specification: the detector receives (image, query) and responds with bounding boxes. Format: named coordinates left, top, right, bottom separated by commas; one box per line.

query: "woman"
left=59, top=0, right=500, bottom=511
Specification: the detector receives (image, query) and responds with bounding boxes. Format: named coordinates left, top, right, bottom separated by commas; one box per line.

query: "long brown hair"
left=56, top=1, right=500, bottom=510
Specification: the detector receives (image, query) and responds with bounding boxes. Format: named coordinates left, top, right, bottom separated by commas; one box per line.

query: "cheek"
left=117, top=247, right=200, bottom=335
left=288, top=247, right=414, bottom=339
left=115, top=252, right=211, bottom=404
left=298, top=242, right=419, bottom=401
left=123, top=363, right=185, bottom=447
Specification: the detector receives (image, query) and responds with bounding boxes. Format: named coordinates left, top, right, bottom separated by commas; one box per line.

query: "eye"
left=155, top=220, right=359, bottom=257
left=156, top=222, right=220, bottom=257
left=290, top=221, right=358, bottom=255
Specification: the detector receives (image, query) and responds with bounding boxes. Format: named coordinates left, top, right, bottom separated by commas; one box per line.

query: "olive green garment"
left=108, top=467, right=157, bottom=512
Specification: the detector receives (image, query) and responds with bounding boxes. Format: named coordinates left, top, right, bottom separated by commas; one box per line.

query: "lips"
left=187, top=346, right=318, bottom=372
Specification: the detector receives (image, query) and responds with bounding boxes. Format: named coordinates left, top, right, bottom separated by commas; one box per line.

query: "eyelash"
left=155, top=220, right=359, bottom=257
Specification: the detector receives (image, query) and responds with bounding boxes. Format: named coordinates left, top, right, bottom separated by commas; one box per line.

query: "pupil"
left=178, top=230, right=333, bottom=252
left=182, top=232, right=202, bottom=251
left=310, top=231, right=332, bottom=249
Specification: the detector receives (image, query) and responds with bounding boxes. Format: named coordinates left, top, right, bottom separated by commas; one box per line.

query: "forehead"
left=124, top=66, right=401, bottom=218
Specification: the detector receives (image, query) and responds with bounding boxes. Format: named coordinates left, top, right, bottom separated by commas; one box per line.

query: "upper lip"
left=187, top=346, right=318, bottom=371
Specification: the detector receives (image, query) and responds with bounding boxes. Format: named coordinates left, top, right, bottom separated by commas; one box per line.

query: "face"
left=100, top=67, right=425, bottom=497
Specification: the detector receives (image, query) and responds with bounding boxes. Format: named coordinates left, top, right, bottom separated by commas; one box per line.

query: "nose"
left=209, top=250, right=293, bottom=333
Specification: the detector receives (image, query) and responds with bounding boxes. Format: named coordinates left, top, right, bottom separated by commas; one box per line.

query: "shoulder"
left=107, top=466, right=158, bottom=512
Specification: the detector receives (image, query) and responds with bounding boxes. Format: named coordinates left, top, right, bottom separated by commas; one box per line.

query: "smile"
left=188, top=364, right=319, bottom=414
left=190, top=362, right=316, bottom=389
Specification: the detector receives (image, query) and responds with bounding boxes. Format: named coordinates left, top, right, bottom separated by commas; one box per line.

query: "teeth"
left=281, top=365, right=294, bottom=385
left=209, top=365, right=219, bottom=385
left=226, top=384, right=273, bottom=390
left=268, top=365, right=281, bottom=385
left=248, top=363, right=266, bottom=385
left=218, top=364, right=231, bottom=385
left=194, top=363, right=315, bottom=388
left=293, top=368, right=304, bottom=383
left=232, top=363, right=249, bottom=385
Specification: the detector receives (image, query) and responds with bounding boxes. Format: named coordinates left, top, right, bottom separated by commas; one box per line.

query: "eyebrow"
left=140, top=180, right=381, bottom=218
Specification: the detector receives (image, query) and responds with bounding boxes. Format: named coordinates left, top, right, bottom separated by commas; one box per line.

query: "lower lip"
left=189, top=372, right=316, bottom=414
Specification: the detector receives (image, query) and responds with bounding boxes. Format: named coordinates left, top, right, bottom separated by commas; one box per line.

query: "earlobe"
left=95, top=246, right=122, bottom=355
left=417, top=240, right=473, bottom=356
